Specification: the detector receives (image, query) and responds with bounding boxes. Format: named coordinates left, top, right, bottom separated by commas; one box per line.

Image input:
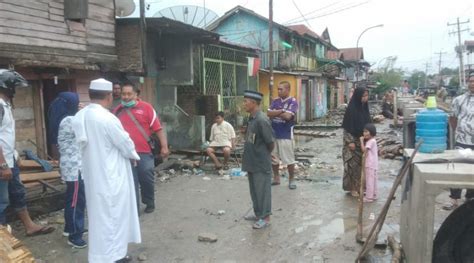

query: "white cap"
left=89, top=78, right=112, bottom=91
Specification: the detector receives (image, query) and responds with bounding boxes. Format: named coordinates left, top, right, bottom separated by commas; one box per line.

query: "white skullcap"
left=89, top=78, right=112, bottom=91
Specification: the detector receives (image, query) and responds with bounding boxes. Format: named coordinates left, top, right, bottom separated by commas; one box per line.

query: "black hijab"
left=342, top=87, right=372, bottom=137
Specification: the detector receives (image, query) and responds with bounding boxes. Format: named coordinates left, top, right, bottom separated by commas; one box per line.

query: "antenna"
left=115, top=0, right=136, bottom=17
left=153, top=5, right=219, bottom=28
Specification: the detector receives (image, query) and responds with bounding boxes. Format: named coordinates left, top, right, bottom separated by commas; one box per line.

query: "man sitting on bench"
left=206, top=112, right=236, bottom=170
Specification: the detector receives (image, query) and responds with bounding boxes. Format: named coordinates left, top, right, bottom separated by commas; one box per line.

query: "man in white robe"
left=72, top=78, right=141, bottom=263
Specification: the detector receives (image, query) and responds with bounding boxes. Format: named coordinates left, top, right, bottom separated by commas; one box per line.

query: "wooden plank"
left=49, top=13, right=65, bottom=22
left=0, top=33, right=87, bottom=50
left=31, top=81, right=47, bottom=159
left=86, top=19, right=115, bottom=32
left=19, top=160, right=58, bottom=170
left=0, top=27, right=86, bottom=44
left=0, top=0, right=49, bottom=12
left=0, top=18, right=85, bottom=36
left=87, top=28, right=115, bottom=39
left=0, top=10, right=68, bottom=30
left=11, top=86, right=33, bottom=107
left=48, top=1, right=64, bottom=10
left=48, top=6, right=64, bottom=16
left=0, top=3, right=49, bottom=19
left=20, top=171, right=60, bottom=183
left=89, top=0, right=114, bottom=9
left=16, top=126, right=36, bottom=143
left=87, top=37, right=115, bottom=47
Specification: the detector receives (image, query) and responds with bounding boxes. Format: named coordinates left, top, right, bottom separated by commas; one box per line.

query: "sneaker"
left=68, top=237, right=87, bottom=249
left=62, top=232, right=69, bottom=237
left=144, top=205, right=155, bottom=213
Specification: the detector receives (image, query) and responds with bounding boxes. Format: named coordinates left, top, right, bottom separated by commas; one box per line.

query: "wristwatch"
left=0, top=163, right=8, bottom=170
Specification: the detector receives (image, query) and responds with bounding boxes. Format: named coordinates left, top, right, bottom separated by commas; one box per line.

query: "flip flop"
left=26, top=226, right=56, bottom=237
left=252, top=219, right=270, bottom=229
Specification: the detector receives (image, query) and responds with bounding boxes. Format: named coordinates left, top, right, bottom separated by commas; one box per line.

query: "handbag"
left=118, top=108, right=163, bottom=165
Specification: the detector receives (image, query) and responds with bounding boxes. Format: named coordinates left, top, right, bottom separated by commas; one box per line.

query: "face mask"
left=121, top=100, right=136, bottom=108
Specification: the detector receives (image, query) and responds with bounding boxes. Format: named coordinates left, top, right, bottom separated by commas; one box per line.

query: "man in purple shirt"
left=267, top=81, right=299, bottom=189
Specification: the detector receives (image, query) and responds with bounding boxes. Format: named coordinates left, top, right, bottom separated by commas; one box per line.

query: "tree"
left=408, top=70, right=426, bottom=90
left=448, top=75, right=459, bottom=87
left=372, top=68, right=404, bottom=94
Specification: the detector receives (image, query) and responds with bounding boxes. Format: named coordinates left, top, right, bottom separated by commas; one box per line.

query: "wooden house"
left=0, top=0, right=118, bottom=158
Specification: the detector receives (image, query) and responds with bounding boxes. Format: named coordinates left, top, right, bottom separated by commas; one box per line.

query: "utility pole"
left=268, top=0, right=274, bottom=105
left=424, top=62, right=430, bottom=88
left=139, top=0, right=147, bottom=75
left=434, top=51, right=446, bottom=87
left=448, top=17, right=470, bottom=91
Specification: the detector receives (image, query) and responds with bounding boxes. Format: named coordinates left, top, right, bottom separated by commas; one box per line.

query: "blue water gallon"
left=415, top=104, right=448, bottom=153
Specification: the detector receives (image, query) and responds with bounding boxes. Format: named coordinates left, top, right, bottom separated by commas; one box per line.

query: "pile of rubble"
left=376, top=130, right=403, bottom=159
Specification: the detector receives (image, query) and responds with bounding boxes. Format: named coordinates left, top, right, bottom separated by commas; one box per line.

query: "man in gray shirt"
left=443, top=73, right=474, bottom=210
left=242, top=90, right=275, bottom=229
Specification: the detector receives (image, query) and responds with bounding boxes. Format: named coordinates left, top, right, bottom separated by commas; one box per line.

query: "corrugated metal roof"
left=339, top=47, right=364, bottom=61
left=287, top=24, right=321, bottom=39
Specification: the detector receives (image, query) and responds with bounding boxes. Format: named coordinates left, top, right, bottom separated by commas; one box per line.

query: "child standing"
left=360, top=123, right=379, bottom=203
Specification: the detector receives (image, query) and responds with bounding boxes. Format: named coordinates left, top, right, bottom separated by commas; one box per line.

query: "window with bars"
left=202, top=44, right=258, bottom=125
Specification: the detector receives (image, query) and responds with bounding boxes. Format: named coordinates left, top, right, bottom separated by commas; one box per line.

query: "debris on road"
left=293, top=130, right=336, bottom=138
left=138, top=252, right=148, bottom=261
left=198, top=233, right=218, bottom=243
left=217, top=210, right=226, bottom=216
left=0, top=226, right=36, bottom=262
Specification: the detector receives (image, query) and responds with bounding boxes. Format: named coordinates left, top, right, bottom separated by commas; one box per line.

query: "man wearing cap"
left=242, top=90, right=275, bottom=229
left=267, top=81, right=299, bottom=189
left=72, top=78, right=141, bottom=263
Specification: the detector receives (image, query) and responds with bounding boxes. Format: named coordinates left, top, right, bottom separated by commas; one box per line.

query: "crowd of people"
left=1, top=67, right=472, bottom=262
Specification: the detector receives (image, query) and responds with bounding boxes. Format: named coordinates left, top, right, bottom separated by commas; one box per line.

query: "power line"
left=287, top=1, right=370, bottom=25
left=283, top=1, right=341, bottom=24
left=291, top=0, right=312, bottom=29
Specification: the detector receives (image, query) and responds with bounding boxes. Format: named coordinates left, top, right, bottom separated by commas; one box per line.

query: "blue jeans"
left=132, top=153, right=155, bottom=210
left=0, top=163, right=27, bottom=225
left=64, top=176, right=86, bottom=240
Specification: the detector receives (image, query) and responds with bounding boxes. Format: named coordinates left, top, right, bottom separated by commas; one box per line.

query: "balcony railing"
left=260, top=50, right=317, bottom=72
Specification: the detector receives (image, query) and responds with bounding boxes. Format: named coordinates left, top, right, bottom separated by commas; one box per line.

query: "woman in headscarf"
left=47, top=92, right=80, bottom=158
left=341, top=87, right=372, bottom=196
left=50, top=92, right=88, bottom=248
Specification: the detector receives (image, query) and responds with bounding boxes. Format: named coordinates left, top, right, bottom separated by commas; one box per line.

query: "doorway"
left=42, top=79, right=75, bottom=158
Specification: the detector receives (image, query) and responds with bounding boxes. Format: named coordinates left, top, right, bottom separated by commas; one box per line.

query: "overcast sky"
left=128, top=0, right=474, bottom=74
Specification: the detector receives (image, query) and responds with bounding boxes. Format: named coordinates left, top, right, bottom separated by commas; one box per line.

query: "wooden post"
left=393, top=90, right=398, bottom=127
left=268, top=0, right=274, bottom=105
left=139, top=0, right=147, bottom=75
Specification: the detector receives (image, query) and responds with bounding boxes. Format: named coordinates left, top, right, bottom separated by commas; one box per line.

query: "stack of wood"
left=17, top=160, right=61, bottom=194
left=0, top=226, right=35, bottom=262
left=293, top=130, right=336, bottom=138
left=376, top=137, right=403, bottom=159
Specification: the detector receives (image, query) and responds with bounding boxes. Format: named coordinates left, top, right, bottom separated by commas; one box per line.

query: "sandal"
left=442, top=201, right=458, bottom=211
left=289, top=180, right=297, bottom=190
left=26, top=226, right=56, bottom=237
left=244, top=214, right=257, bottom=221
left=271, top=181, right=280, bottom=186
left=351, top=191, right=360, bottom=197
left=252, top=219, right=270, bottom=229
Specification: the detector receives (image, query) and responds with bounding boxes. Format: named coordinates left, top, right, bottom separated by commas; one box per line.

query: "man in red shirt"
left=114, top=82, right=169, bottom=214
